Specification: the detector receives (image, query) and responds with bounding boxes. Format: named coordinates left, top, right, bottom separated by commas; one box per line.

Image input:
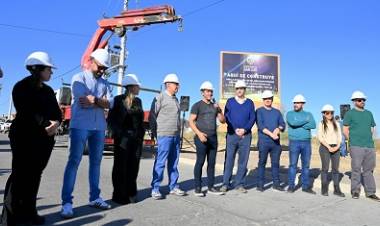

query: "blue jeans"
left=257, top=141, right=282, bottom=187
left=194, top=135, right=217, bottom=189
left=288, top=140, right=312, bottom=189
left=151, top=136, right=180, bottom=192
left=61, top=128, right=105, bottom=204
left=223, top=133, right=252, bottom=188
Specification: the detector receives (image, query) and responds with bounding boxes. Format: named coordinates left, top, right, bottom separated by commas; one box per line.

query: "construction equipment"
left=81, top=5, right=182, bottom=70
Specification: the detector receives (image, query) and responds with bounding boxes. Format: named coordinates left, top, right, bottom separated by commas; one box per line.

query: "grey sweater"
left=151, top=91, right=181, bottom=136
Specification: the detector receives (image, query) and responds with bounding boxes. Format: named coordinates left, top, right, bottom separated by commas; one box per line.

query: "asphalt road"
left=0, top=134, right=379, bottom=226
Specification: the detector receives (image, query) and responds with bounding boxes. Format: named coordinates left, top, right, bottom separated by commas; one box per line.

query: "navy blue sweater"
left=256, top=107, right=286, bottom=143
left=224, top=97, right=256, bottom=135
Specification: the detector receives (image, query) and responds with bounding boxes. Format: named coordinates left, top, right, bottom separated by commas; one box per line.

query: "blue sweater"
left=224, top=97, right=256, bottom=135
left=286, top=110, right=316, bottom=141
left=256, top=107, right=285, bottom=143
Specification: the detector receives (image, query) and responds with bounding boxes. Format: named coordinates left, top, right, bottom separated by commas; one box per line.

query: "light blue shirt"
left=70, top=70, right=113, bottom=131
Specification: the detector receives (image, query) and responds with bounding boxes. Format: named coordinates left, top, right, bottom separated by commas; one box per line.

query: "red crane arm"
left=81, top=5, right=181, bottom=69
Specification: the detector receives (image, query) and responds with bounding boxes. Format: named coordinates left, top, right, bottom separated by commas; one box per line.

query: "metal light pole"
left=117, top=0, right=128, bottom=95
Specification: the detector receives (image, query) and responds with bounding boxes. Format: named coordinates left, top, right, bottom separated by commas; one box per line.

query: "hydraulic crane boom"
left=81, top=5, right=182, bottom=69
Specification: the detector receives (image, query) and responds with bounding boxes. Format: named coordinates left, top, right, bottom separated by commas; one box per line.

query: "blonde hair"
left=123, top=86, right=135, bottom=109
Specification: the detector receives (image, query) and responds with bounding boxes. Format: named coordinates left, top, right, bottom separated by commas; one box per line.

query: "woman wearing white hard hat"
left=108, top=74, right=144, bottom=204
left=317, top=104, right=345, bottom=197
left=1, top=51, right=62, bottom=225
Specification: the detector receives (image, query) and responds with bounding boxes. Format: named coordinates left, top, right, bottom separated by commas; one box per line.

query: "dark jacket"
left=10, top=75, right=62, bottom=140
left=108, top=95, right=145, bottom=142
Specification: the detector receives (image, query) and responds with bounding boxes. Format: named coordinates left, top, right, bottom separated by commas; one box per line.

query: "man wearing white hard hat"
left=108, top=74, right=144, bottom=204
left=317, top=104, right=345, bottom=197
left=256, top=90, right=286, bottom=192
left=189, top=81, right=225, bottom=197
left=1, top=51, right=62, bottom=225
left=343, top=91, right=379, bottom=201
left=221, top=80, right=256, bottom=193
left=61, top=48, right=113, bottom=218
left=286, top=94, right=316, bottom=194
left=150, top=73, right=185, bottom=199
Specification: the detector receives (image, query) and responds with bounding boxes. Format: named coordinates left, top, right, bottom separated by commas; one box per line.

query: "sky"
left=0, top=0, right=379, bottom=135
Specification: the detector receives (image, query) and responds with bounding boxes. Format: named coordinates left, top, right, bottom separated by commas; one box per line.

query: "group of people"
left=1, top=49, right=378, bottom=226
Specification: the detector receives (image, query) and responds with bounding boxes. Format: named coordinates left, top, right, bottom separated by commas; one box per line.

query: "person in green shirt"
left=343, top=91, right=379, bottom=202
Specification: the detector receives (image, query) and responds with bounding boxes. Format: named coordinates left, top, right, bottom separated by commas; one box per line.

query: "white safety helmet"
left=163, top=73, right=180, bottom=84
left=235, top=80, right=247, bottom=89
left=350, top=91, right=366, bottom=100
left=200, top=81, right=214, bottom=91
left=25, top=51, right=56, bottom=68
left=321, top=104, right=334, bottom=112
left=292, top=94, right=306, bottom=103
left=90, top=49, right=110, bottom=68
left=122, top=74, right=141, bottom=87
left=261, top=90, right=274, bottom=99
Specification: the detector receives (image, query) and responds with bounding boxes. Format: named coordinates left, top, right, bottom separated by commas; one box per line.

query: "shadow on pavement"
left=102, top=218, right=132, bottom=225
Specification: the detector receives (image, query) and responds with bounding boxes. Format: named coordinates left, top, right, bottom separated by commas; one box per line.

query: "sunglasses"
left=323, top=112, right=334, bottom=115
left=236, top=87, right=246, bottom=90
left=263, top=98, right=273, bottom=101
left=354, top=99, right=366, bottom=103
left=94, top=60, right=108, bottom=71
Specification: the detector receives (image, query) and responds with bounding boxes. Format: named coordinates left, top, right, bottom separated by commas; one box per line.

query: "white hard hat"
left=292, top=94, right=306, bottom=103
left=321, top=104, right=334, bottom=112
left=25, top=51, right=56, bottom=68
left=90, top=49, right=110, bottom=68
left=163, top=73, right=180, bottom=84
left=122, top=74, right=141, bottom=87
left=261, top=90, right=274, bottom=99
left=351, top=91, right=366, bottom=100
left=235, top=80, right=247, bottom=88
left=200, top=81, right=214, bottom=91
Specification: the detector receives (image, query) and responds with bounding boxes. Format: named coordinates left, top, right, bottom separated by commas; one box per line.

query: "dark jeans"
left=257, top=141, right=282, bottom=187
left=194, top=135, right=218, bottom=189
left=112, top=136, right=142, bottom=204
left=1, top=133, right=54, bottom=225
left=288, top=140, right=312, bottom=189
left=319, top=145, right=340, bottom=185
left=223, top=133, right=252, bottom=188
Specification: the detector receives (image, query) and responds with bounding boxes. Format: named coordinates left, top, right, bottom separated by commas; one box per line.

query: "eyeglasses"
left=354, top=99, right=366, bottom=103
left=293, top=102, right=304, bottom=104
left=235, top=87, right=245, bottom=90
left=263, top=98, right=273, bottom=101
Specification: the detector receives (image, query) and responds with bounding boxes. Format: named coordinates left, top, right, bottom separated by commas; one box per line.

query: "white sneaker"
left=170, top=187, right=186, bottom=196
left=89, top=198, right=111, bottom=210
left=151, top=190, right=163, bottom=200
left=60, top=203, right=74, bottom=219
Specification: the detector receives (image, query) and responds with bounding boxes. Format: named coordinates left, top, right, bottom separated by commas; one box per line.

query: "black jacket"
left=108, top=95, right=145, bottom=141
left=11, top=75, right=62, bottom=138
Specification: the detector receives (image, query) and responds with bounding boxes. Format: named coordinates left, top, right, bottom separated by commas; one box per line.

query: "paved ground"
left=1, top=134, right=380, bottom=226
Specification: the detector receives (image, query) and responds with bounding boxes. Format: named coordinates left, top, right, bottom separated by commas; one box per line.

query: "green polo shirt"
left=343, top=108, right=376, bottom=148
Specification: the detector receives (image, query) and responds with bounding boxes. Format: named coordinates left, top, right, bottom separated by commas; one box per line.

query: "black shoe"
left=287, top=187, right=295, bottom=193
left=208, top=187, right=225, bottom=195
left=321, top=184, right=329, bottom=196
left=366, top=194, right=380, bottom=202
left=352, top=192, right=360, bottom=199
left=273, top=185, right=284, bottom=192
left=333, top=185, right=345, bottom=197
left=32, top=215, right=45, bottom=225
left=302, top=188, right=316, bottom=195
left=256, top=186, right=264, bottom=192
left=194, top=187, right=205, bottom=197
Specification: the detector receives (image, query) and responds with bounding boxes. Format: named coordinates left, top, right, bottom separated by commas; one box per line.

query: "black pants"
left=1, top=133, right=54, bottom=225
left=194, top=135, right=218, bottom=189
left=319, top=145, right=340, bottom=185
left=112, top=136, right=142, bottom=204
